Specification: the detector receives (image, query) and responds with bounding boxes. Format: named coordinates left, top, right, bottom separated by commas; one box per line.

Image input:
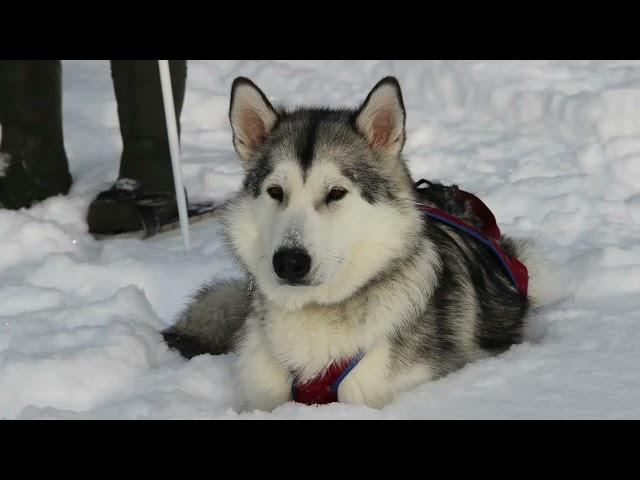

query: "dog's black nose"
left=273, top=248, right=311, bottom=283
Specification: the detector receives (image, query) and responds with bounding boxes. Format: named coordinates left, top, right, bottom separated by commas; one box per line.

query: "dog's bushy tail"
left=162, top=278, right=249, bottom=358
left=510, top=238, right=568, bottom=310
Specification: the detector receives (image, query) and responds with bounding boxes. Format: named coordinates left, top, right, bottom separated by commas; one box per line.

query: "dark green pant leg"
left=110, top=60, right=187, bottom=193
left=0, top=60, right=72, bottom=209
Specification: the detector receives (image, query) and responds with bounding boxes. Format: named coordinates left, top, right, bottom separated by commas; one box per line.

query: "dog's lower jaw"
left=257, top=282, right=346, bottom=312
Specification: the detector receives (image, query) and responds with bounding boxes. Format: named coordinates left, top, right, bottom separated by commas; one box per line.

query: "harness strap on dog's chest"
left=291, top=353, right=363, bottom=405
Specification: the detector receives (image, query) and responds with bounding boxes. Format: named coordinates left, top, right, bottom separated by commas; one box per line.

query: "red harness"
left=418, top=188, right=529, bottom=295
left=291, top=354, right=363, bottom=405
left=291, top=187, right=529, bottom=406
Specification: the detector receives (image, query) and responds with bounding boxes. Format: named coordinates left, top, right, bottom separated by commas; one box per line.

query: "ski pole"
left=158, top=60, right=191, bottom=252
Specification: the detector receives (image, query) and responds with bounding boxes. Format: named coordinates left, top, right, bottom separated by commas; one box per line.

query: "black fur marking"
left=243, top=155, right=273, bottom=197
left=463, top=239, right=529, bottom=350
left=293, top=110, right=333, bottom=174
left=430, top=252, right=465, bottom=354
left=280, top=108, right=357, bottom=176
left=341, top=161, right=394, bottom=204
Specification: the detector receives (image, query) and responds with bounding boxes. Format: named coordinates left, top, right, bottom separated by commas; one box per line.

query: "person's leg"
left=87, top=60, right=187, bottom=235
left=116, top=59, right=186, bottom=191
left=0, top=60, right=72, bottom=209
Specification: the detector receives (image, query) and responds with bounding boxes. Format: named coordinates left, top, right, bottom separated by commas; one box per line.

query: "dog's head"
left=223, top=77, right=421, bottom=310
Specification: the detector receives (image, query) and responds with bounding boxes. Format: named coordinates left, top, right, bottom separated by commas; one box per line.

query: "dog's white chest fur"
left=263, top=299, right=367, bottom=381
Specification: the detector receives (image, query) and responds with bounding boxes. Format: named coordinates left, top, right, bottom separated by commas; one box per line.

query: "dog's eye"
left=267, top=186, right=284, bottom=202
left=326, top=188, right=348, bottom=204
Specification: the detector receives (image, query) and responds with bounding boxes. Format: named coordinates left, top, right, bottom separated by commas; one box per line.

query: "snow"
left=2, top=60, right=640, bottom=419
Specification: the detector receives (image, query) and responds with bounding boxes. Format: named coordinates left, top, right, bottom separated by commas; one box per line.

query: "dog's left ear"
left=229, top=77, right=279, bottom=166
left=355, top=76, right=406, bottom=158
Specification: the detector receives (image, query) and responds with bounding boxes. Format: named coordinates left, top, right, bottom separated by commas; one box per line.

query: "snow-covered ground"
left=2, top=60, right=640, bottom=419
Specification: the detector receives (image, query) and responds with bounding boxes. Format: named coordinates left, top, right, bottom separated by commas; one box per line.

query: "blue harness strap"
left=419, top=206, right=529, bottom=294
left=421, top=209, right=520, bottom=288
left=330, top=352, right=364, bottom=393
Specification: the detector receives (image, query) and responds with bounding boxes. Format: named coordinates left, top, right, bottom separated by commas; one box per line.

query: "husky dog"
left=163, top=76, right=548, bottom=411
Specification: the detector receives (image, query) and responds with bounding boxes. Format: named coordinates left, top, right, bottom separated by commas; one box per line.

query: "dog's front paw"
left=238, top=366, right=292, bottom=412
left=337, top=370, right=389, bottom=409
left=337, top=374, right=367, bottom=405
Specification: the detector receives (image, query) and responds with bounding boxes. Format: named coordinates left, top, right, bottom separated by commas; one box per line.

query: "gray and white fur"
left=163, top=76, right=550, bottom=411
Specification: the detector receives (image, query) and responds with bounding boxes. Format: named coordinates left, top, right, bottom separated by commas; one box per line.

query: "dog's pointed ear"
left=355, top=76, right=406, bottom=158
left=229, top=77, right=279, bottom=165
